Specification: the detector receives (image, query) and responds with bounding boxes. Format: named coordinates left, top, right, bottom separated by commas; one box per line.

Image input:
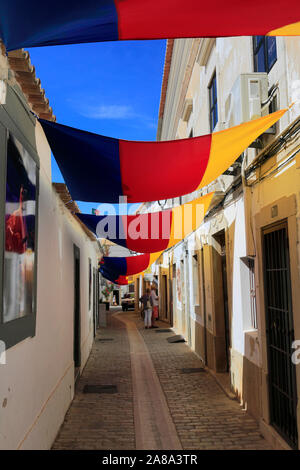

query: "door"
left=263, top=221, right=298, bottom=448
left=180, top=260, right=186, bottom=336
left=93, top=268, right=97, bottom=337
left=213, top=230, right=230, bottom=372
left=96, top=270, right=99, bottom=328
left=113, top=290, right=120, bottom=305
left=170, top=264, right=176, bottom=327
left=201, top=247, right=208, bottom=365
left=73, top=245, right=81, bottom=379
left=162, top=274, right=168, bottom=321
left=221, top=252, right=230, bottom=371
left=136, top=277, right=140, bottom=311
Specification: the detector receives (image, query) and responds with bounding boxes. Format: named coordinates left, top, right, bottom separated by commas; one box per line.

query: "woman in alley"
left=140, top=288, right=152, bottom=329
left=150, top=284, right=159, bottom=328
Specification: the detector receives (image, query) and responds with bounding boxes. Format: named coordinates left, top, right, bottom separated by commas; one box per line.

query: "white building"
left=0, top=47, right=100, bottom=449
left=136, top=36, right=300, bottom=450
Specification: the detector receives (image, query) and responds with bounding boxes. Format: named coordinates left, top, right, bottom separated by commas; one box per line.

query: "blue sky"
left=28, top=40, right=166, bottom=214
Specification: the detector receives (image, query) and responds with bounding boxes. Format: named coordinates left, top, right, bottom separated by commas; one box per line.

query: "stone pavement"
left=53, top=312, right=135, bottom=450
left=117, top=314, right=182, bottom=450
left=52, top=309, right=272, bottom=450
left=138, top=316, right=271, bottom=450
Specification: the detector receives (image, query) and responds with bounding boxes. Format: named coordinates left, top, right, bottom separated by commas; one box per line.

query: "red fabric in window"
left=5, top=190, right=27, bottom=254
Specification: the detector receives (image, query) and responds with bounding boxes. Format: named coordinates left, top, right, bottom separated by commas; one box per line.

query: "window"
left=0, top=126, right=39, bottom=350
left=208, top=73, right=218, bottom=131
left=253, top=36, right=277, bottom=73
left=129, top=283, right=134, bottom=293
left=3, top=134, right=37, bottom=323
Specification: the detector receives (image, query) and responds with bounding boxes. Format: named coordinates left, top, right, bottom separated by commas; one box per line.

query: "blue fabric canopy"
left=39, top=118, right=123, bottom=203
left=0, top=1, right=118, bottom=51
left=99, top=266, right=121, bottom=284
left=39, top=110, right=287, bottom=204
left=1, top=0, right=300, bottom=51
left=78, top=213, right=127, bottom=248
left=100, top=257, right=127, bottom=276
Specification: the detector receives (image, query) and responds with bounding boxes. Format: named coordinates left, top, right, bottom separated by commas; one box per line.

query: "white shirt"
left=150, top=289, right=158, bottom=307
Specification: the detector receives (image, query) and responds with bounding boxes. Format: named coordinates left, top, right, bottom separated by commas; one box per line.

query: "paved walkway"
left=53, top=309, right=271, bottom=450
left=53, top=312, right=135, bottom=450
left=117, top=314, right=182, bottom=450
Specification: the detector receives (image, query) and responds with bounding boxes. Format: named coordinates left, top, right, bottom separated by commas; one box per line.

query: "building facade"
left=0, top=47, right=100, bottom=449
left=136, top=36, right=300, bottom=449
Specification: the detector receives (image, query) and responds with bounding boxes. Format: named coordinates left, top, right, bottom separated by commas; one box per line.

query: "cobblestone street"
left=53, top=312, right=135, bottom=450
left=53, top=309, right=272, bottom=450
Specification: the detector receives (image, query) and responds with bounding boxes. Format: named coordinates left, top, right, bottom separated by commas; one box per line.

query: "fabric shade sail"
left=40, top=109, right=286, bottom=204
left=100, top=251, right=161, bottom=277
left=101, top=271, right=136, bottom=285
left=78, top=192, right=214, bottom=253
left=98, top=192, right=215, bottom=283
left=100, top=252, right=161, bottom=285
left=101, top=253, right=151, bottom=276
left=100, top=269, right=129, bottom=285
left=1, top=1, right=300, bottom=51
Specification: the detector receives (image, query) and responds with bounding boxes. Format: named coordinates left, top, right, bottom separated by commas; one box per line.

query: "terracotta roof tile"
left=1, top=43, right=93, bottom=241
left=5, top=47, right=56, bottom=121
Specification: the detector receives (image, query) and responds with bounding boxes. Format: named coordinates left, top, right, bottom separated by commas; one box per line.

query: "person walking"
left=140, top=288, right=152, bottom=329
left=150, top=285, right=159, bottom=328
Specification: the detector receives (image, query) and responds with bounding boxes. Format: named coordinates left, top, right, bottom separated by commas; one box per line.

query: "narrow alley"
left=1, top=7, right=300, bottom=455
left=53, top=309, right=271, bottom=451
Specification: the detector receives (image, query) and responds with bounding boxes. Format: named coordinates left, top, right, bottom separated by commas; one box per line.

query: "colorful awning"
left=100, top=251, right=161, bottom=275
left=98, top=193, right=215, bottom=283
left=40, top=110, right=286, bottom=204
left=100, top=252, right=161, bottom=284
left=101, top=253, right=151, bottom=276
left=78, top=211, right=172, bottom=253
left=1, top=1, right=300, bottom=51
left=100, top=269, right=129, bottom=285
left=79, top=192, right=214, bottom=253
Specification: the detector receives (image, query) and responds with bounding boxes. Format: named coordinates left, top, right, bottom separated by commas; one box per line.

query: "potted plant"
left=102, top=282, right=114, bottom=310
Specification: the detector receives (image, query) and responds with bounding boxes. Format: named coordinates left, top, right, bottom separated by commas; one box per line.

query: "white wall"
left=0, top=123, right=99, bottom=450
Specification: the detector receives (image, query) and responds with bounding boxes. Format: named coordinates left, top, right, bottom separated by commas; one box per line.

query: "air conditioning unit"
left=224, top=73, right=268, bottom=129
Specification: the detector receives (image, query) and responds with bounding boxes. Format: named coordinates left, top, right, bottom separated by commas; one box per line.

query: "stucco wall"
left=0, top=123, right=99, bottom=450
